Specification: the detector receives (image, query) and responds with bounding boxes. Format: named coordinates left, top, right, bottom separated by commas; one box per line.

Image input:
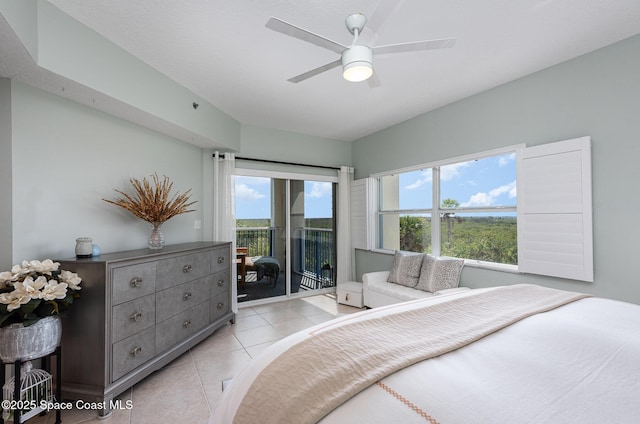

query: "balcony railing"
left=235, top=226, right=335, bottom=289
left=298, top=228, right=334, bottom=289
left=236, top=227, right=273, bottom=257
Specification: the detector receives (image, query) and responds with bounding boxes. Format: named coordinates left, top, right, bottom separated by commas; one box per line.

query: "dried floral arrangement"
left=103, top=174, right=197, bottom=225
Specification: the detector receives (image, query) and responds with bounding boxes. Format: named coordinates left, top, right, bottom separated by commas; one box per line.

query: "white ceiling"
left=6, top=0, right=640, bottom=141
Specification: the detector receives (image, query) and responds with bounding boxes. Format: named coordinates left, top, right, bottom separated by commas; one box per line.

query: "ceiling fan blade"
left=266, top=17, right=346, bottom=54
left=287, top=59, right=342, bottom=83
left=373, top=38, right=456, bottom=55
left=366, top=0, right=406, bottom=37
left=367, top=72, right=382, bottom=88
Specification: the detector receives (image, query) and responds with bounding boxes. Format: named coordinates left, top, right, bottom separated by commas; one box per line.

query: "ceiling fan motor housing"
left=342, top=45, right=373, bottom=66
left=342, top=45, right=373, bottom=82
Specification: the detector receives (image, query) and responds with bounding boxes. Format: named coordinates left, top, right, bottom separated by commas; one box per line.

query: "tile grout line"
left=190, top=349, right=214, bottom=416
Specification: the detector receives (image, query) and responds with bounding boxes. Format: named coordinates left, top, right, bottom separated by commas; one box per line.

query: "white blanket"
left=321, top=296, right=640, bottom=423
left=231, top=284, right=587, bottom=424
left=212, top=285, right=640, bottom=424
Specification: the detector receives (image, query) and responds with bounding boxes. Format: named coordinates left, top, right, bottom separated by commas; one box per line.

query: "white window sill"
left=370, top=248, right=395, bottom=255
left=463, top=260, right=520, bottom=274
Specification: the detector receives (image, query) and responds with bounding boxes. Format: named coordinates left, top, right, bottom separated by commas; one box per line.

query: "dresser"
left=57, top=242, right=233, bottom=416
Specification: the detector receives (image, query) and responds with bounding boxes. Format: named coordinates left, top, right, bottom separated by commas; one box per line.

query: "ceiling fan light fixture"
left=342, top=45, right=373, bottom=82
left=343, top=62, right=373, bottom=82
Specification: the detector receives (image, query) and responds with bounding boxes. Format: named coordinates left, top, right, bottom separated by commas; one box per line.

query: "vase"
left=148, top=222, right=165, bottom=250
left=0, top=316, right=62, bottom=362
left=75, top=237, right=93, bottom=258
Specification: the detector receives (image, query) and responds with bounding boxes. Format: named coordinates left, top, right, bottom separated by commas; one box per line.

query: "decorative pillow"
left=387, top=250, right=423, bottom=288
left=416, top=254, right=464, bottom=292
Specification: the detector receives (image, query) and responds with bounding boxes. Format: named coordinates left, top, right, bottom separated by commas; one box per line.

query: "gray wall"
left=1, top=81, right=350, bottom=265
left=8, top=81, right=205, bottom=261
left=352, top=34, right=640, bottom=303
left=0, top=78, right=11, bottom=270
left=240, top=124, right=350, bottom=168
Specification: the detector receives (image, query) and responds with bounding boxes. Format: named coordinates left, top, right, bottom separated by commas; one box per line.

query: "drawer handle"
left=217, top=302, right=224, bottom=309
left=217, top=256, right=225, bottom=264
left=217, top=279, right=225, bottom=287
left=346, top=293, right=350, bottom=302
left=130, top=347, right=142, bottom=357
left=183, top=264, right=193, bottom=273
left=130, top=312, right=143, bottom=322
left=130, top=277, right=143, bottom=288
left=183, top=320, right=192, bottom=328
left=183, top=292, right=192, bottom=301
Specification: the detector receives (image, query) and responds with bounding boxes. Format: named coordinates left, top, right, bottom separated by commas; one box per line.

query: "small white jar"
left=75, top=237, right=93, bottom=258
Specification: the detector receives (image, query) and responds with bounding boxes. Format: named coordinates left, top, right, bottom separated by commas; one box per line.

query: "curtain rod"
left=213, top=154, right=340, bottom=171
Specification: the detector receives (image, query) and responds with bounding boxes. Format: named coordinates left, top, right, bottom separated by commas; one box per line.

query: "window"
left=376, top=148, right=518, bottom=266
left=367, top=137, right=593, bottom=280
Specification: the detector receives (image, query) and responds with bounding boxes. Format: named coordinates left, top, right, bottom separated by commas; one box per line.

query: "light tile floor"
left=25, top=294, right=362, bottom=424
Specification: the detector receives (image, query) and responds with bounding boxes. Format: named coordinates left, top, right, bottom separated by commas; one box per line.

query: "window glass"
left=440, top=212, right=517, bottom=265
left=380, top=169, right=432, bottom=211
left=440, top=154, right=516, bottom=208
left=379, top=213, right=432, bottom=253
left=235, top=176, right=271, bottom=221
left=235, top=175, right=337, bottom=303
left=376, top=150, right=517, bottom=266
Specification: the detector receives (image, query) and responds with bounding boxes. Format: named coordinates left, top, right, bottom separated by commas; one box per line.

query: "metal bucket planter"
left=0, top=316, right=62, bottom=362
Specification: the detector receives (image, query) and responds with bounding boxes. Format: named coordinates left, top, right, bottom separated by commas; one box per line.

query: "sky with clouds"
left=235, top=153, right=515, bottom=220
left=398, top=153, right=516, bottom=210
left=235, top=176, right=333, bottom=219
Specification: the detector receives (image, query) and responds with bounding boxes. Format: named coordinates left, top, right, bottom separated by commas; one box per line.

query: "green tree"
left=441, top=198, right=460, bottom=248
left=441, top=216, right=517, bottom=264
left=400, top=216, right=425, bottom=252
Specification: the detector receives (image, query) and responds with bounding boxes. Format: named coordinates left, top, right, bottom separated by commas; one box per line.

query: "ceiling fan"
left=265, top=10, right=456, bottom=85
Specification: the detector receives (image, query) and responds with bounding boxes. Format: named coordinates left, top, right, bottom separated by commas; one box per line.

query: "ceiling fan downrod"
left=345, top=13, right=367, bottom=45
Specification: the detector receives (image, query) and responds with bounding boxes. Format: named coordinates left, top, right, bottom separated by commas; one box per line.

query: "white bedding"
left=212, top=286, right=640, bottom=423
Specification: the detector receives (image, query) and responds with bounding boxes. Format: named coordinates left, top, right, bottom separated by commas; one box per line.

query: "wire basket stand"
left=1, top=346, right=61, bottom=424
left=2, top=361, right=53, bottom=422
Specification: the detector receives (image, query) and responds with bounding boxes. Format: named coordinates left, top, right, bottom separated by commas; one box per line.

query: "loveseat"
left=362, top=251, right=469, bottom=308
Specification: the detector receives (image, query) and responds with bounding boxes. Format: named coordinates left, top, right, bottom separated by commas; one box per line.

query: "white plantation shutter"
left=517, top=136, right=593, bottom=282
left=351, top=178, right=375, bottom=250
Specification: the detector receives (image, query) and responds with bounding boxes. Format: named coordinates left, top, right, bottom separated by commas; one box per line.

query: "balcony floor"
left=237, top=271, right=333, bottom=302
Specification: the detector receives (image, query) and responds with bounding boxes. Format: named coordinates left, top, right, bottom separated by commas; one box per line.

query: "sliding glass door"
left=290, top=180, right=336, bottom=294
left=235, top=174, right=336, bottom=303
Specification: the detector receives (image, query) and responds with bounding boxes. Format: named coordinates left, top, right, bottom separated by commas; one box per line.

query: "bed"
left=211, top=284, right=640, bottom=423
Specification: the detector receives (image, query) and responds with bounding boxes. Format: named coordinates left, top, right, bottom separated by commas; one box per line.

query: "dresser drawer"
left=211, top=247, right=230, bottom=273
left=155, top=276, right=211, bottom=322
left=210, top=270, right=230, bottom=298
left=111, top=294, right=155, bottom=343
left=155, top=301, right=210, bottom=353
left=156, top=252, right=212, bottom=291
left=210, top=291, right=230, bottom=322
left=112, top=326, right=155, bottom=381
left=111, top=262, right=156, bottom=305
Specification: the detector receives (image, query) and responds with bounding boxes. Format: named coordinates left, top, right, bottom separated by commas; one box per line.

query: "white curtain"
left=213, top=152, right=237, bottom=312
left=336, top=166, right=354, bottom=284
